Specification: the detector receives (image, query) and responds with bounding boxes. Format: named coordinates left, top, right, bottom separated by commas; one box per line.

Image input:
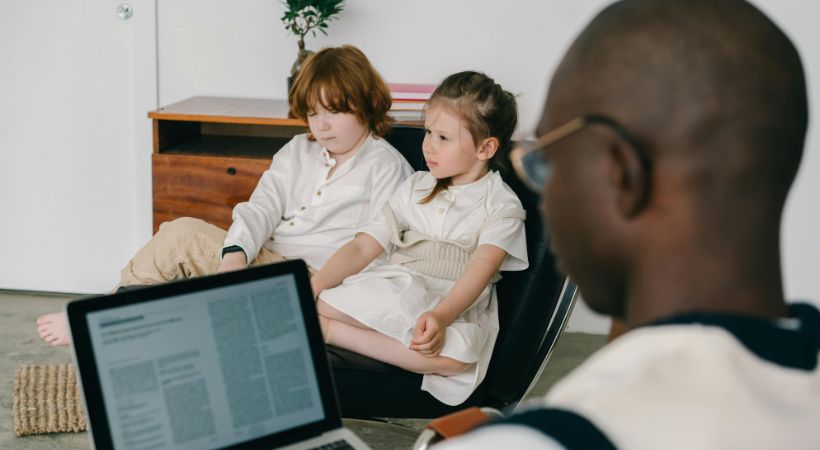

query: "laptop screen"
left=81, top=271, right=326, bottom=449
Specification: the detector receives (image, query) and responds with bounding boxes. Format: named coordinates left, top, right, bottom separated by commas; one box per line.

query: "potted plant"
left=281, top=0, right=345, bottom=90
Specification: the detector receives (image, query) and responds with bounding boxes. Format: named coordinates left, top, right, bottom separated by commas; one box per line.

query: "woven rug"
left=13, top=363, right=87, bottom=436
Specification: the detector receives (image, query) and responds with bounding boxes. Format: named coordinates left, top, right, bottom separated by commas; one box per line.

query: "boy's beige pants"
left=118, top=217, right=289, bottom=288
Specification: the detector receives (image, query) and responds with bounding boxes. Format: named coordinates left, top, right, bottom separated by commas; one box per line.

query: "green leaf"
left=281, top=0, right=345, bottom=34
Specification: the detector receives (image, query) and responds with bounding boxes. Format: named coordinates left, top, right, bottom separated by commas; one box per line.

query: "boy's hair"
left=289, top=45, right=394, bottom=139
left=420, top=71, right=518, bottom=204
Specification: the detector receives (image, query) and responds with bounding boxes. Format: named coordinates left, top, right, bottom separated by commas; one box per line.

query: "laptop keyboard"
left=308, top=439, right=356, bottom=450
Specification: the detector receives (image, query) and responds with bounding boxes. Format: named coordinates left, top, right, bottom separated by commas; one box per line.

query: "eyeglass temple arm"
left=534, top=117, right=589, bottom=149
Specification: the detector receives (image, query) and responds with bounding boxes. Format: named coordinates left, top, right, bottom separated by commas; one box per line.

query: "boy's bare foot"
left=36, top=312, right=71, bottom=346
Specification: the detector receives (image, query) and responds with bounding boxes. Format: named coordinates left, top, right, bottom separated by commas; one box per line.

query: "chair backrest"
left=384, top=125, right=428, bottom=171
left=385, top=126, right=576, bottom=410
left=480, top=158, right=577, bottom=411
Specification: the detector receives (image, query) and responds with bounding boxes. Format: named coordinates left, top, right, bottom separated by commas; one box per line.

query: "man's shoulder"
left=488, top=407, right=616, bottom=450
left=436, top=414, right=585, bottom=450
left=540, top=311, right=820, bottom=448
left=548, top=315, right=820, bottom=400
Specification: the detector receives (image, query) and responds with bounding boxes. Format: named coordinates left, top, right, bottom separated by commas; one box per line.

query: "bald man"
left=439, top=0, right=820, bottom=449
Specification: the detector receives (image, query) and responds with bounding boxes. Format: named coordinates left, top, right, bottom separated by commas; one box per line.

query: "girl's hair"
left=420, top=71, right=518, bottom=204
left=289, top=45, right=394, bottom=139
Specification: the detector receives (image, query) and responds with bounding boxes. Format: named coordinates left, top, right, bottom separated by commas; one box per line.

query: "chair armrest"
left=413, top=407, right=494, bottom=450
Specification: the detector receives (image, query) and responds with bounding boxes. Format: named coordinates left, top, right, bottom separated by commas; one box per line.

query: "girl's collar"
left=413, top=170, right=497, bottom=197
left=449, top=170, right=495, bottom=193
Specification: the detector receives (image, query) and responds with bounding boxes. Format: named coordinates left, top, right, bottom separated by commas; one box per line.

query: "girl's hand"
left=410, top=312, right=446, bottom=357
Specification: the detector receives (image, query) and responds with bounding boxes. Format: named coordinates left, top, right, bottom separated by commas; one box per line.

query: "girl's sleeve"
left=223, top=139, right=294, bottom=262
left=477, top=202, right=529, bottom=272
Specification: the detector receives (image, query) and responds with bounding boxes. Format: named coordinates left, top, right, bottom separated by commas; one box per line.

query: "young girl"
left=310, top=71, right=528, bottom=406
left=37, top=45, right=414, bottom=346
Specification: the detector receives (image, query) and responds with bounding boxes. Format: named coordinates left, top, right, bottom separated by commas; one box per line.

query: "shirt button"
left=300, top=206, right=306, bottom=211
left=438, top=208, right=445, bottom=214
left=316, top=191, right=322, bottom=196
left=289, top=221, right=295, bottom=226
left=269, top=237, right=275, bottom=242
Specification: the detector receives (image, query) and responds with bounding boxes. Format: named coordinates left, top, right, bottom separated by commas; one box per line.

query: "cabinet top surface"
left=148, top=96, right=307, bottom=126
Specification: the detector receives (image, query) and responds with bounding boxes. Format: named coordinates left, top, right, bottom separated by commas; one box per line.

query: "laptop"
left=67, top=260, right=370, bottom=450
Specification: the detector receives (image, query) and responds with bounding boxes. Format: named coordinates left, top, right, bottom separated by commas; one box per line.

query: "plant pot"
left=288, top=41, right=314, bottom=93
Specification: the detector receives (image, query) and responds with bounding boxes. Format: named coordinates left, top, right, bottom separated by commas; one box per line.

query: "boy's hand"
left=217, top=251, right=247, bottom=273
left=410, top=311, right=446, bottom=357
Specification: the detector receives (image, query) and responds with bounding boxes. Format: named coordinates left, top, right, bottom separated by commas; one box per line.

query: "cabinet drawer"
left=152, top=153, right=270, bottom=232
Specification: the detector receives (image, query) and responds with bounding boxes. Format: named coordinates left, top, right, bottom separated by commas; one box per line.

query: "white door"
left=0, top=1, right=156, bottom=293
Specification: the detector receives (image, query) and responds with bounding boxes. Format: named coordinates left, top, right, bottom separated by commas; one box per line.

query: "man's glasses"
left=510, top=114, right=648, bottom=193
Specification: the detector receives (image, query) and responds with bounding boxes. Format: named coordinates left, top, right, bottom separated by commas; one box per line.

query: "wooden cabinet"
left=148, top=97, right=308, bottom=232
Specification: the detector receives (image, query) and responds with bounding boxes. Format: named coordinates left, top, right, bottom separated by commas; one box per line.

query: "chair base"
left=328, top=345, right=487, bottom=418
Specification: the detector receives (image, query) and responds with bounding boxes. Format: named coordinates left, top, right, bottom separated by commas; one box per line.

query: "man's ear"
left=477, top=137, right=500, bottom=161
left=608, top=141, right=651, bottom=218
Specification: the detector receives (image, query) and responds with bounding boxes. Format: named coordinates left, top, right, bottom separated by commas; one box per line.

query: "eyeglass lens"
left=520, top=148, right=550, bottom=192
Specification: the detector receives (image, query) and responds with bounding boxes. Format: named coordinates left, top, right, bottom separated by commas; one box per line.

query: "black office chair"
left=329, top=126, right=578, bottom=418
left=381, top=124, right=429, bottom=171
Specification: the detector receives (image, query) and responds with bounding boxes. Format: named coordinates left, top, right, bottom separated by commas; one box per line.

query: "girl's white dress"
left=320, top=171, right=528, bottom=405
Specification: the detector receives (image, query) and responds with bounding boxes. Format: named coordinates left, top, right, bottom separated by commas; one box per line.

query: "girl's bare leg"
left=316, top=298, right=372, bottom=329
left=320, top=317, right=471, bottom=376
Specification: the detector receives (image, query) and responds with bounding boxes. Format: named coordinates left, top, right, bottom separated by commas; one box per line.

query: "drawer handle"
left=226, top=167, right=237, bottom=175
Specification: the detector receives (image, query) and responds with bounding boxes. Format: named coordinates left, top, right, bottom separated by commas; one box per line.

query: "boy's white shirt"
left=224, top=133, right=413, bottom=270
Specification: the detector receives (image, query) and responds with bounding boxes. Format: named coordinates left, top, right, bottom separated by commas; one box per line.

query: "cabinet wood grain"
left=149, top=97, right=308, bottom=233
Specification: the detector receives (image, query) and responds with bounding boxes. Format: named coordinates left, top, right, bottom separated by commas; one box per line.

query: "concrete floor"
left=0, top=290, right=606, bottom=449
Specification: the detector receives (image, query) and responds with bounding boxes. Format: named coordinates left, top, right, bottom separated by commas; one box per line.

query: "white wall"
left=0, top=0, right=156, bottom=294
left=756, top=1, right=820, bottom=315
left=2, top=1, right=817, bottom=334
left=157, top=0, right=614, bottom=137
